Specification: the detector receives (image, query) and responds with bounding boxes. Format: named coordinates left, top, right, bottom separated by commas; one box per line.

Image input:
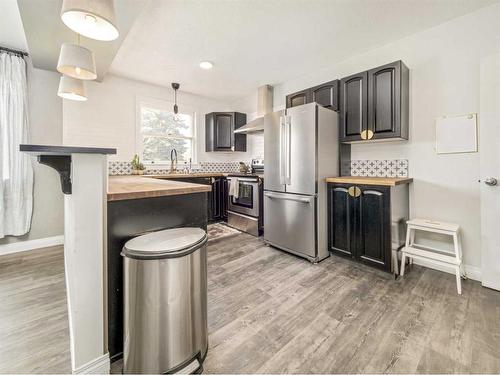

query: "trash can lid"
left=122, top=227, right=207, bottom=259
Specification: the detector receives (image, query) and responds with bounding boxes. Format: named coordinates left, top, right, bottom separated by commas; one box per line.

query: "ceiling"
left=0, top=0, right=28, bottom=52
left=109, top=0, right=498, bottom=101
left=17, top=0, right=147, bottom=80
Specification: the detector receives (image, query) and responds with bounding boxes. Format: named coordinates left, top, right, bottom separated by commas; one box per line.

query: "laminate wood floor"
left=2, top=234, right=500, bottom=374
left=0, top=246, right=71, bottom=374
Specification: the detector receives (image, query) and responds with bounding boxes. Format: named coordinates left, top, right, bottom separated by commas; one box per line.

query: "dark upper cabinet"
left=367, top=61, right=409, bottom=140
left=310, top=80, right=339, bottom=110
left=339, top=60, right=409, bottom=143
left=206, top=112, right=247, bottom=152
left=339, top=72, right=368, bottom=142
left=286, top=90, right=309, bottom=109
left=327, top=182, right=408, bottom=273
left=286, top=79, right=339, bottom=111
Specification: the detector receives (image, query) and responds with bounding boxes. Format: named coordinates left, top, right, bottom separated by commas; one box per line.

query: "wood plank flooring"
left=2, top=233, right=500, bottom=373
left=0, top=246, right=71, bottom=374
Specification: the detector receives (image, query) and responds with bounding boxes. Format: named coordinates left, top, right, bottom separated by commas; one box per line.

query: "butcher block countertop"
left=143, top=172, right=226, bottom=179
left=325, top=176, right=413, bottom=186
left=108, top=176, right=211, bottom=201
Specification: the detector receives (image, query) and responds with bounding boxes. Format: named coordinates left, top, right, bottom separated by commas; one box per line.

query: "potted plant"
left=131, top=154, right=146, bottom=175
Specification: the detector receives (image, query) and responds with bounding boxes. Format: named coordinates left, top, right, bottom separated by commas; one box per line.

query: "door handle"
left=348, top=186, right=361, bottom=197
left=484, top=177, right=498, bottom=186
left=279, top=116, right=286, bottom=185
left=264, top=192, right=311, bottom=203
left=360, top=130, right=374, bottom=140
left=285, top=116, right=291, bottom=185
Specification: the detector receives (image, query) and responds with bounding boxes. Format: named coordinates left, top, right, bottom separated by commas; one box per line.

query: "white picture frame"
left=435, top=113, right=478, bottom=154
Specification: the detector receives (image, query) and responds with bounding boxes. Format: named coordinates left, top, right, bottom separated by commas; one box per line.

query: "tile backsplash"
left=108, top=161, right=251, bottom=176
left=350, top=159, right=409, bottom=178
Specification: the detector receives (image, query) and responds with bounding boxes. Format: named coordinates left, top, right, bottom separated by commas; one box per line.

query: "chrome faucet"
left=170, top=149, right=178, bottom=174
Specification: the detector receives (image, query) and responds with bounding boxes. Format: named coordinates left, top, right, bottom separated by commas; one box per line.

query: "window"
left=137, top=98, right=196, bottom=164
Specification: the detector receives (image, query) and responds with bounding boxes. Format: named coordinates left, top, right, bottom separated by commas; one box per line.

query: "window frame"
left=136, top=96, right=197, bottom=165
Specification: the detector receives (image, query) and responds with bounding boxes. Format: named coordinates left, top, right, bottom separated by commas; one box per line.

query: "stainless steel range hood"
left=234, top=85, right=273, bottom=134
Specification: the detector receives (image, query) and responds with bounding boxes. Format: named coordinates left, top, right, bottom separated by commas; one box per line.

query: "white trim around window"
left=135, top=96, right=198, bottom=166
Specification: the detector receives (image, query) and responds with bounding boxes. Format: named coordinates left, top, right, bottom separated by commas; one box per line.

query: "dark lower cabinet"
left=171, top=176, right=227, bottom=222
left=357, top=186, right=391, bottom=269
left=286, top=79, right=339, bottom=111
left=328, top=182, right=409, bottom=273
left=339, top=60, right=409, bottom=143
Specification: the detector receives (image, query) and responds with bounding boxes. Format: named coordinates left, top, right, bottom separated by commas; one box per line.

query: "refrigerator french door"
left=264, top=102, right=338, bottom=262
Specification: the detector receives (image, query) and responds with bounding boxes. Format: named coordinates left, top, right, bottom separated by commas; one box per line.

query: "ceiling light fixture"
left=61, top=0, right=119, bottom=41
left=199, top=61, right=214, bottom=70
left=57, top=42, right=97, bottom=80
left=172, top=82, right=180, bottom=122
left=58, top=75, right=87, bottom=101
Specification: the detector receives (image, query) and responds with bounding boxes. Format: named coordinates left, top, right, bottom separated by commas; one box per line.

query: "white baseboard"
left=74, top=353, right=110, bottom=374
left=412, top=258, right=482, bottom=282
left=0, top=235, right=64, bottom=256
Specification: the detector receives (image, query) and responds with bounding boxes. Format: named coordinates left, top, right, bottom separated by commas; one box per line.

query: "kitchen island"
left=107, top=176, right=211, bottom=362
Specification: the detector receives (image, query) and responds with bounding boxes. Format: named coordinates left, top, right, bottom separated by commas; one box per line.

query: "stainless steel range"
left=226, top=159, right=263, bottom=236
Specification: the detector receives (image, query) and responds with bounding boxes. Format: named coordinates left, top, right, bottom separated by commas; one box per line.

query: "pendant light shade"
left=57, top=43, right=97, bottom=80
left=61, top=0, right=119, bottom=41
left=58, top=75, right=87, bottom=101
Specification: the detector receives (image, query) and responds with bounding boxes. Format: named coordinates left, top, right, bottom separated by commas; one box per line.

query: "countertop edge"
left=20, top=144, right=117, bottom=155
left=325, top=177, right=413, bottom=186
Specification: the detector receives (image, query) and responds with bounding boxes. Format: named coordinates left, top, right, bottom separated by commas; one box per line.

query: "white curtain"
left=0, top=51, right=33, bottom=238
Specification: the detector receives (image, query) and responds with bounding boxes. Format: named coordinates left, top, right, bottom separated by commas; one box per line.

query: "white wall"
left=63, top=74, right=263, bottom=164
left=0, top=67, right=64, bottom=245
left=266, top=3, right=500, bottom=270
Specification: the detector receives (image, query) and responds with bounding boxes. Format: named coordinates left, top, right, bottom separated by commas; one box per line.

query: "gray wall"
left=0, top=67, right=64, bottom=245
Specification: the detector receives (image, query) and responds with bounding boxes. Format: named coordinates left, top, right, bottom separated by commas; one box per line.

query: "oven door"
left=227, top=177, right=259, bottom=217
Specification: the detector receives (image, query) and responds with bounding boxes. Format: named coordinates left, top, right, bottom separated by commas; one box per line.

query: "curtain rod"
left=0, top=46, right=28, bottom=57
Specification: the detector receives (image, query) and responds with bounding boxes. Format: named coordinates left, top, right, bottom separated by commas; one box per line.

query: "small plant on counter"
left=131, top=154, right=146, bottom=175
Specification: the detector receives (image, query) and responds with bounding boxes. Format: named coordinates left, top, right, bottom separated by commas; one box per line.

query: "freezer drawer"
left=263, top=191, right=316, bottom=259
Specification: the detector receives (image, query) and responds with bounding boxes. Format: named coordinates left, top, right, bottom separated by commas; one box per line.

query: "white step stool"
left=400, top=218, right=464, bottom=294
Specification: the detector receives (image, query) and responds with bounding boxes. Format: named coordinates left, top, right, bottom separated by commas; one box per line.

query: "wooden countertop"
left=108, top=176, right=211, bottom=201
left=143, top=172, right=226, bottom=179
left=325, top=176, right=413, bottom=186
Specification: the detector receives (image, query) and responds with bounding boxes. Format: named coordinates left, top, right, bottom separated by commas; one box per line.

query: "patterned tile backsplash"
left=109, top=159, right=408, bottom=177
left=350, top=159, right=409, bottom=178
left=108, top=161, right=250, bottom=176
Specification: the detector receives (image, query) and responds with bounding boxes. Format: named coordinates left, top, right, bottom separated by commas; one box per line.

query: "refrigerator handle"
left=285, top=115, right=292, bottom=185
left=279, top=116, right=286, bottom=185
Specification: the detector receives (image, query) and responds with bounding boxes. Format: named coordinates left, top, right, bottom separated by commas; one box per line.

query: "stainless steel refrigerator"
left=264, top=102, right=339, bottom=262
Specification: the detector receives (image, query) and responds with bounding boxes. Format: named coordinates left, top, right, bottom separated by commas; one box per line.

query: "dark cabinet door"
left=328, top=184, right=355, bottom=257
left=214, top=113, right=233, bottom=150
left=222, top=178, right=228, bottom=220
left=206, top=112, right=247, bottom=152
left=310, top=80, right=339, bottom=111
left=339, top=72, right=368, bottom=142
left=356, top=185, right=391, bottom=271
left=367, top=61, right=404, bottom=140
left=286, top=90, right=310, bottom=108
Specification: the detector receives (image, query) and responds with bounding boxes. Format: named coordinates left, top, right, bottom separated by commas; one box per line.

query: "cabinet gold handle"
left=367, top=130, right=374, bottom=139
left=348, top=186, right=361, bottom=197
left=360, top=130, right=367, bottom=140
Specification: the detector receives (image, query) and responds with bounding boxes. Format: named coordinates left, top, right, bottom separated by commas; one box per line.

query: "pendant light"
left=58, top=75, right=87, bottom=101
left=61, top=0, right=119, bottom=41
left=57, top=35, right=97, bottom=80
left=172, top=83, right=180, bottom=122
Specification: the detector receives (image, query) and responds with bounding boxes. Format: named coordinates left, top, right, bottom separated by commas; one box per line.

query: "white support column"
left=64, top=153, right=109, bottom=374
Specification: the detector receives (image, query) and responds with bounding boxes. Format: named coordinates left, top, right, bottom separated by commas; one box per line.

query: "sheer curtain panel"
left=0, top=51, right=33, bottom=238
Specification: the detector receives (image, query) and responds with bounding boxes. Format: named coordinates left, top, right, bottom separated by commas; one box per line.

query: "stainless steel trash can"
left=122, top=227, right=208, bottom=374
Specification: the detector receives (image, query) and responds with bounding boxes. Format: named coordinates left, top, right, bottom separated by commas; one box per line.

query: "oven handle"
left=228, top=177, right=259, bottom=183
left=264, top=192, right=312, bottom=203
